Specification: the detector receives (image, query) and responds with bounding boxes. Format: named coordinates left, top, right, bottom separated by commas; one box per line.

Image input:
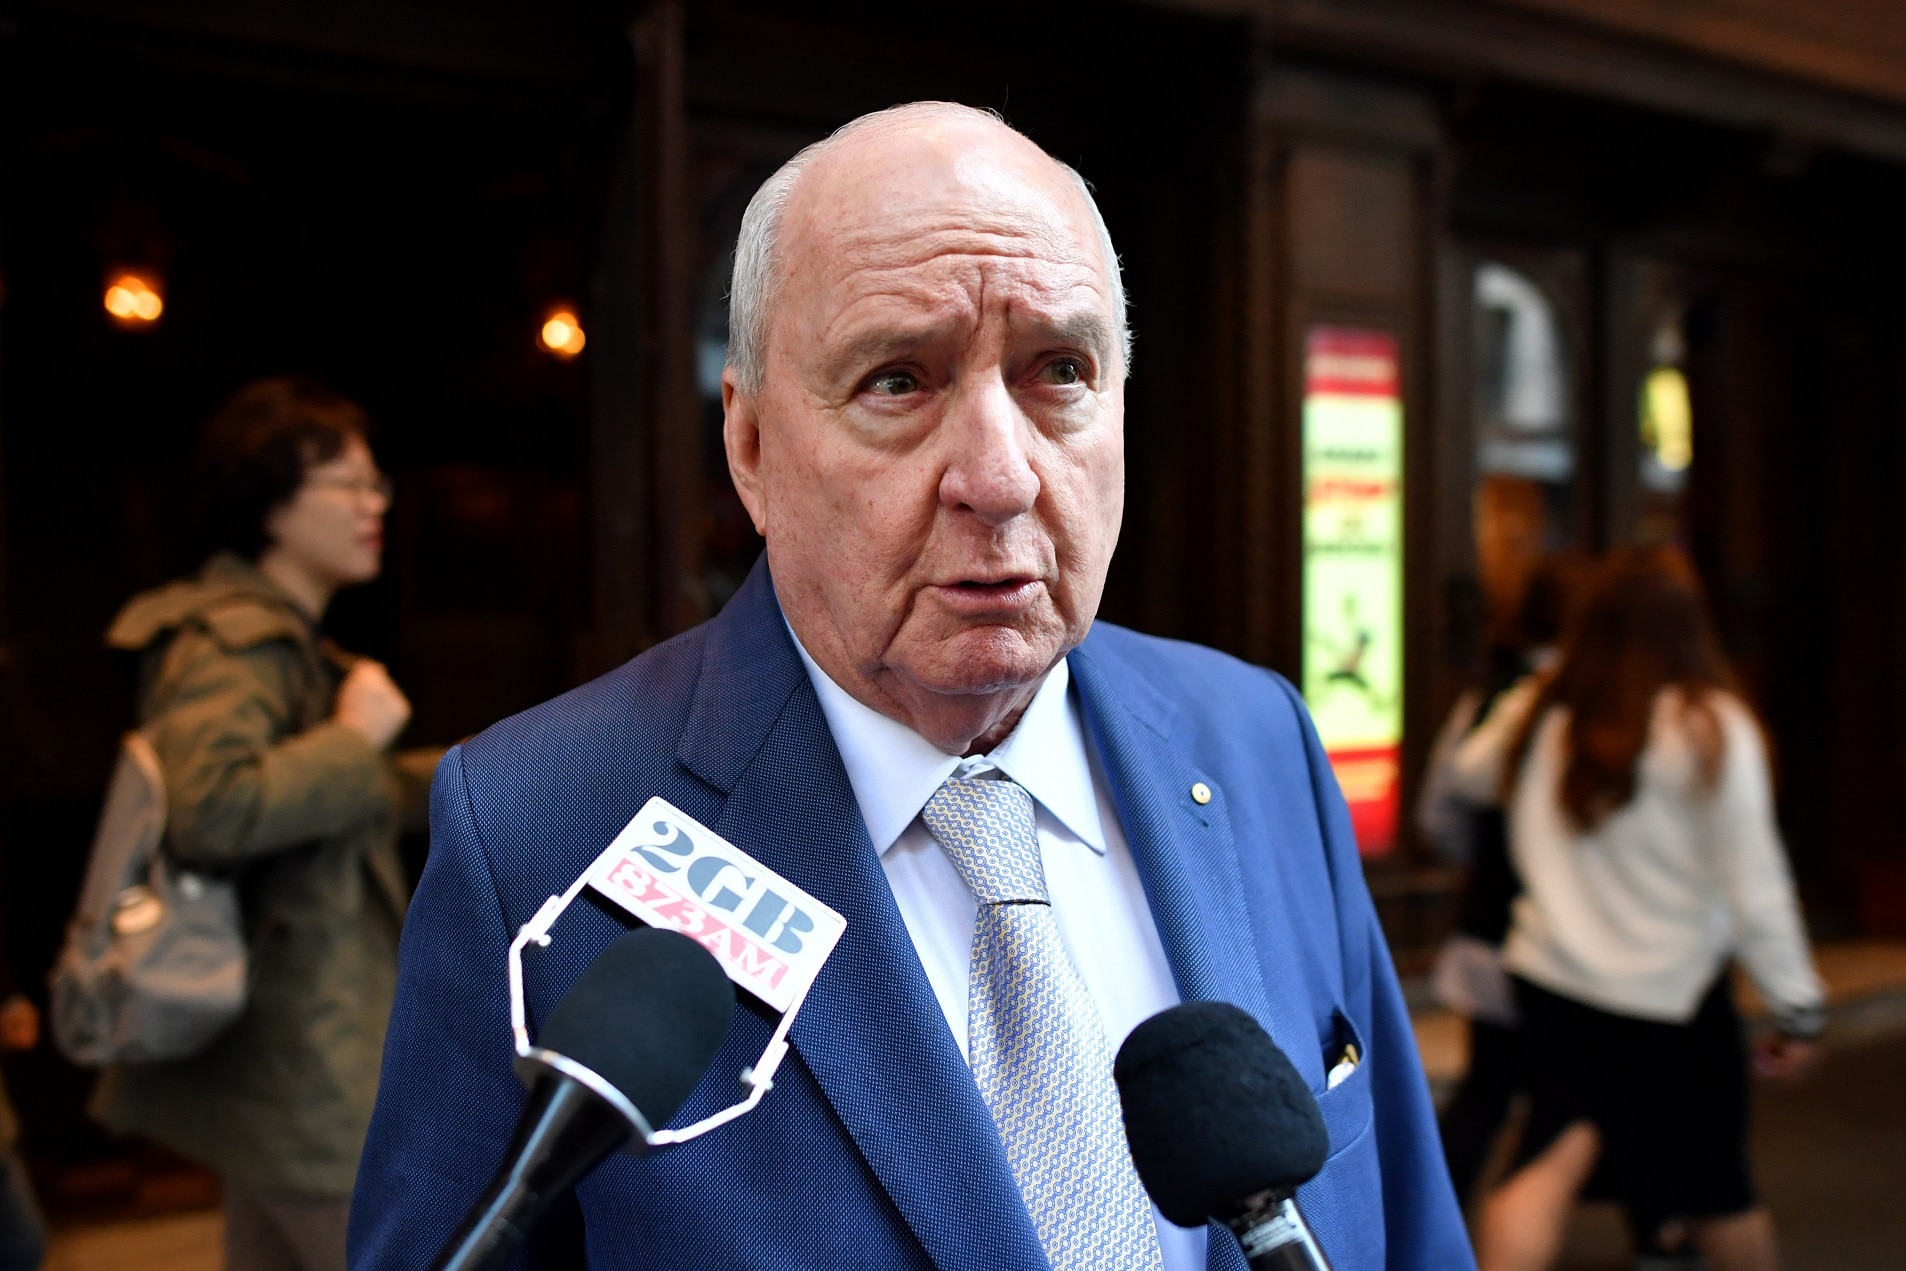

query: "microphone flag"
left=583, top=797, right=847, bottom=1014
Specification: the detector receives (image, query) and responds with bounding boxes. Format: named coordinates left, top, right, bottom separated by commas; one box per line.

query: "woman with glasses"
left=91, top=378, right=430, bottom=1271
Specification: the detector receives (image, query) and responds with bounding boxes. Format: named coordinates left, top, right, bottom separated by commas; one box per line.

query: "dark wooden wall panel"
left=1288, top=146, right=1414, bottom=298
left=1496, top=0, right=1906, bottom=107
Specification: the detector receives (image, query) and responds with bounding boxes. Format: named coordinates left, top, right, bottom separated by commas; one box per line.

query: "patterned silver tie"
left=922, top=776, right=1164, bottom=1271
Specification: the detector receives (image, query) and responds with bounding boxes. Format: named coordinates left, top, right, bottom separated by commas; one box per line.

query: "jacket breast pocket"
left=1294, top=1010, right=1384, bottom=1271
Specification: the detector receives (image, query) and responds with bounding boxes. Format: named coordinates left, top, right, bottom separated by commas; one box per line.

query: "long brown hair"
left=1506, top=545, right=1740, bottom=830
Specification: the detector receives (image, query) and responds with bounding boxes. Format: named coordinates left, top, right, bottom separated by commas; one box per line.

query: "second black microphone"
left=1114, top=1000, right=1336, bottom=1271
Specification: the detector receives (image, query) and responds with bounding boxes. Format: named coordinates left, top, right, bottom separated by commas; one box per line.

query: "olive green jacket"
left=90, top=554, right=414, bottom=1197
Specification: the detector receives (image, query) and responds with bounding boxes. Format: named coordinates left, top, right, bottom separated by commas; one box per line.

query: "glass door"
left=1468, top=253, right=1586, bottom=648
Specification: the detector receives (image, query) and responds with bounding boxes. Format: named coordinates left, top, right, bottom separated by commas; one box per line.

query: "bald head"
left=719, top=101, right=1129, bottom=756
left=727, top=102, right=1127, bottom=395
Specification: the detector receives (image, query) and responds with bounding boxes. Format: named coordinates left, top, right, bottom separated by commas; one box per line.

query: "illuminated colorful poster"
left=1302, top=327, right=1404, bottom=856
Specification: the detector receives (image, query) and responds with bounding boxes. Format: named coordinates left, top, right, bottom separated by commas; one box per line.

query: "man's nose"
left=937, top=373, right=1040, bottom=526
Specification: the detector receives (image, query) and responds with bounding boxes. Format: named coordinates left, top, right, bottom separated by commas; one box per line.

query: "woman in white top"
left=1450, top=546, right=1823, bottom=1271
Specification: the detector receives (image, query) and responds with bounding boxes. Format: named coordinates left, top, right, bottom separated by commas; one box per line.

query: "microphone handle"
left=430, top=1070, right=635, bottom=1271
left=1225, top=1191, right=1334, bottom=1271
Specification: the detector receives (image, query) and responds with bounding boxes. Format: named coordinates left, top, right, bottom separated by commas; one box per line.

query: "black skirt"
left=1512, top=974, right=1757, bottom=1227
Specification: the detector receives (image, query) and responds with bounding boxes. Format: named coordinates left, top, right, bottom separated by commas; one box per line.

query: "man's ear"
left=722, top=368, right=770, bottom=537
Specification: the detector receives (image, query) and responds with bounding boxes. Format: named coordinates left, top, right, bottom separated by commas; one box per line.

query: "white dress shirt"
left=792, top=636, right=1207, bottom=1271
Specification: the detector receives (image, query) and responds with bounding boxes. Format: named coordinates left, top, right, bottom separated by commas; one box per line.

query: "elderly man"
left=349, top=103, right=1470, bottom=1271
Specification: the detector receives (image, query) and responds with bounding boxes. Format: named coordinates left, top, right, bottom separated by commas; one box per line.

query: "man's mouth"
left=932, top=576, right=1042, bottom=613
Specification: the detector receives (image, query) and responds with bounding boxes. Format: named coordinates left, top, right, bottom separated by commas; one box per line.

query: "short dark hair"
left=200, top=377, right=370, bottom=558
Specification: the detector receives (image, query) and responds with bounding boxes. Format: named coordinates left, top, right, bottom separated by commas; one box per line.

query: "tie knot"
left=921, top=777, right=1048, bottom=906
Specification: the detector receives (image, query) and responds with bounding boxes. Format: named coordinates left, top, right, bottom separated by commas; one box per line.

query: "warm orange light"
left=104, top=273, right=164, bottom=326
left=539, top=308, right=585, bottom=358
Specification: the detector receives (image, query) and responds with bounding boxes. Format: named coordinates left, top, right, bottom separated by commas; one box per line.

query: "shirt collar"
left=788, top=627, right=1107, bottom=859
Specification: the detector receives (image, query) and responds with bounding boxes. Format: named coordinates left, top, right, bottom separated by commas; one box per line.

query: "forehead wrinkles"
left=772, top=130, right=1117, bottom=367
left=826, top=264, right=1106, bottom=355
left=807, top=224, right=1109, bottom=339
left=818, top=185, right=1102, bottom=274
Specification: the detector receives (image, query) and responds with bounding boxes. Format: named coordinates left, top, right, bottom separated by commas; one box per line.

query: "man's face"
left=724, top=118, right=1125, bottom=749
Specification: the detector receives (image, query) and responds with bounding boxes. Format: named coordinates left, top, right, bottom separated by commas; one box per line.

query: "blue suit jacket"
left=349, top=561, right=1473, bottom=1270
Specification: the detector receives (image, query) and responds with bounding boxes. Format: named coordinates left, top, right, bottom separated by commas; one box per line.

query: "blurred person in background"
left=0, top=934, right=47, bottom=1271
left=90, top=379, right=432, bottom=1271
left=1417, top=551, right=1590, bottom=1207
left=1449, top=545, right=1823, bottom=1271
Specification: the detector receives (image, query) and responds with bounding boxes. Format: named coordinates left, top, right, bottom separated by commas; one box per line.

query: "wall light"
left=104, top=272, right=164, bottom=327
left=1640, top=365, right=1692, bottom=473
left=539, top=307, right=585, bottom=359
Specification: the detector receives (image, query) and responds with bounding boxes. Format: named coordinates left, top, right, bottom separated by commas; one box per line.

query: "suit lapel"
left=1069, top=636, right=1276, bottom=1023
left=1073, top=634, right=1325, bottom=1271
left=679, top=563, right=1047, bottom=1271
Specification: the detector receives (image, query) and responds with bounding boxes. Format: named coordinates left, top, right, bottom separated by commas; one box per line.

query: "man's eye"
left=865, top=369, right=920, bottom=396
left=1042, top=357, right=1086, bottom=386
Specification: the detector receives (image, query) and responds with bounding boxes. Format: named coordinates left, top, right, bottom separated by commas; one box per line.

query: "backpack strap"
left=71, top=732, right=168, bottom=935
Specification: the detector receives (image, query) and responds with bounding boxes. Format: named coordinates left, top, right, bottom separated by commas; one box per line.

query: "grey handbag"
left=49, top=731, right=248, bottom=1066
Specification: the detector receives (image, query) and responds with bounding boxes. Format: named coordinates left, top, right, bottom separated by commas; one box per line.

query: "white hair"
left=726, top=101, right=1129, bottom=394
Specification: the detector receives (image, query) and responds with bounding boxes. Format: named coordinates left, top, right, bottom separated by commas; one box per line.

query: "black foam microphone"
left=1114, top=1001, right=1335, bottom=1271
left=430, top=927, right=735, bottom=1271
